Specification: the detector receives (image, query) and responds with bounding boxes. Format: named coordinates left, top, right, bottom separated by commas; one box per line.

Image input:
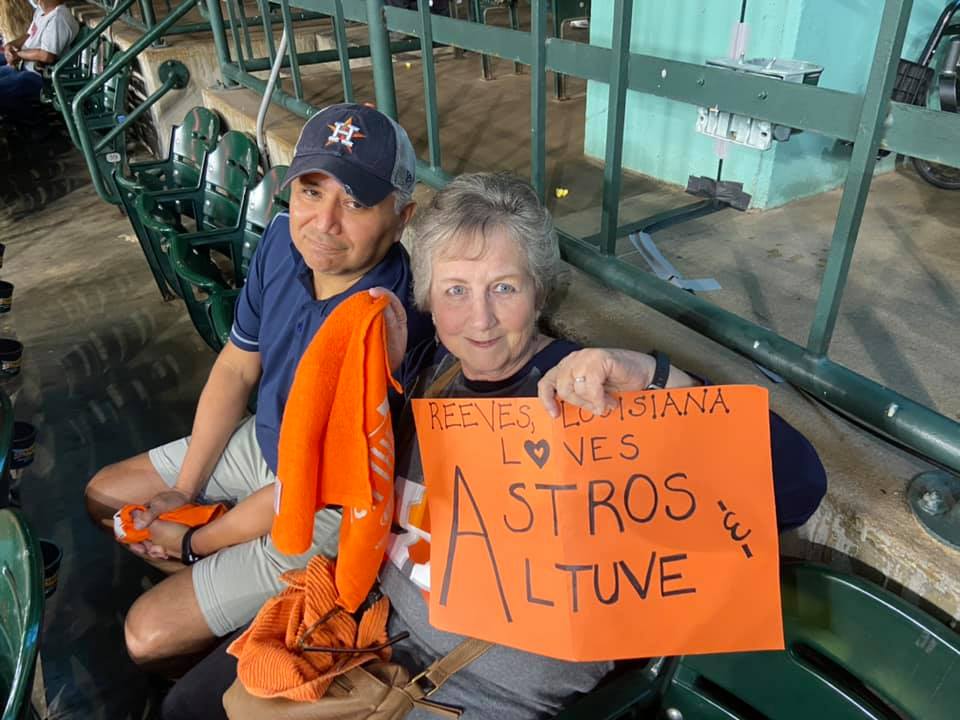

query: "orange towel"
left=273, top=292, right=401, bottom=612
left=113, top=502, right=228, bottom=545
left=228, top=554, right=391, bottom=700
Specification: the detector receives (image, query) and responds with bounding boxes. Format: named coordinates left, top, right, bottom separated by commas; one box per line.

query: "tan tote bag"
left=223, top=637, right=491, bottom=720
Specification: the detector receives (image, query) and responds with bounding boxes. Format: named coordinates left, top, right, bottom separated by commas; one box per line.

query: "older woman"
left=161, top=172, right=825, bottom=719
left=373, top=172, right=824, bottom=718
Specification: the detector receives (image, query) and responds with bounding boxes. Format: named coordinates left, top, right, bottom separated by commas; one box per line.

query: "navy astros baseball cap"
left=283, top=103, right=417, bottom=207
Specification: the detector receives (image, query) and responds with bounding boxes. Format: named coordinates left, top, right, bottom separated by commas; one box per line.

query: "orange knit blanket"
left=113, top=503, right=228, bottom=545
left=272, top=292, right=401, bottom=612
left=228, top=554, right=391, bottom=700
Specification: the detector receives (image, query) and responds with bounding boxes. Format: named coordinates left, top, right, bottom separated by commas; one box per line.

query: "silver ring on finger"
left=574, top=376, right=587, bottom=383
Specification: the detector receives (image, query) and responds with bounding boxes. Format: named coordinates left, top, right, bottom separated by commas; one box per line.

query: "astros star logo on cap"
left=326, top=117, right=366, bottom=153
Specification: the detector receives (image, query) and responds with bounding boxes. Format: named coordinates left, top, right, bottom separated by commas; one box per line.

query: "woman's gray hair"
left=409, top=172, right=561, bottom=311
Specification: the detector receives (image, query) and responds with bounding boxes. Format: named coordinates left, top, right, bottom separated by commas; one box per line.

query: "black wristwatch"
left=181, top=526, right=204, bottom=566
left=646, top=350, right=671, bottom=390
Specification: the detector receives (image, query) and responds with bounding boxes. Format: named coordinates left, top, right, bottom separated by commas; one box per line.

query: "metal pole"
left=599, top=0, right=634, bottom=256
left=279, top=0, right=304, bottom=99
left=257, top=27, right=290, bottom=166
left=224, top=0, right=248, bottom=71
left=207, top=0, right=237, bottom=84
left=73, top=0, right=200, bottom=204
left=418, top=0, right=441, bottom=169
left=52, top=0, right=139, bottom=148
left=365, top=0, right=398, bottom=119
left=531, top=0, right=547, bottom=199
left=258, top=0, right=277, bottom=60
left=806, top=0, right=913, bottom=356
left=236, top=0, right=256, bottom=61
left=139, top=0, right=157, bottom=30
left=223, top=63, right=317, bottom=117
left=333, top=0, right=355, bottom=102
left=237, top=40, right=420, bottom=71
left=95, top=76, right=179, bottom=152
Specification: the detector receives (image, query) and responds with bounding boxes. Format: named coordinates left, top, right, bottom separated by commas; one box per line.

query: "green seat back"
left=200, top=131, right=260, bottom=231
left=0, top=506, right=43, bottom=720
left=101, top=67, right=128, bottom=118
left=168, top=107, right=221, bottom=190
left=662, top=563, right=960, bottom=720
left=239, top=165, right=290, bottom=280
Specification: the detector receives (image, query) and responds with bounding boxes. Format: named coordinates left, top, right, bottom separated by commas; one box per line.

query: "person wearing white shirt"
left=0, top=0, right=78, bottom=121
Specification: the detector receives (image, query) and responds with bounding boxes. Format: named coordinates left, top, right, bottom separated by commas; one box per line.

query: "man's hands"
left=129, top=516, right=188, bottom=561
left=3, top=45, right=20, bottom=66
left=369, top=287, right=408, bottom=373
left=125, top=488, right=193, bottom=560
left=135, top=488, right=192, bottom=528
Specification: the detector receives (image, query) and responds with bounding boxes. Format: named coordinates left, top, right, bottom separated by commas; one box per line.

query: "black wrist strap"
left=646, top=350, right=670, bottom=390
left=181, top=525, right=203, bottom=565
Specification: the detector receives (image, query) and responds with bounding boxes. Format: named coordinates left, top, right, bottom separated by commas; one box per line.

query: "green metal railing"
left=208, top=0, right=960, bottom=479
left=52, top=0, right=139, bottom=149
left=84, top=0, right=322, bottom=37
left=70, top=0, right=199, bottom=204
left=205, top=0, right=422, bottom=100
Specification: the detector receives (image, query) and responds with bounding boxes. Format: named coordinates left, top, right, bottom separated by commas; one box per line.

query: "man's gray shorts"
left=148, top=415, right=342, bottom=637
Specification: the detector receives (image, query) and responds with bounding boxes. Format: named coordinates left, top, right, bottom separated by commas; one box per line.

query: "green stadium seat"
left=556, top=562, right=960, bottom=719
left=130, top=131, right=260, bottom=350
left=169, top=166, right=290, bottom=351
left=0, top=508, right=43, bottom=720
left=115, top=107, right=222, bottom=300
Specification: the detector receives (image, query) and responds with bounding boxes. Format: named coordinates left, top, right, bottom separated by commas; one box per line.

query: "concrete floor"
left=2, top=28, right=959, bottom=720
left=1, top=126, right=214, bottom=718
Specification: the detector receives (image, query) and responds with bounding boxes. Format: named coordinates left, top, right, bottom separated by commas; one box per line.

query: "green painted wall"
left=584, top=0, right=948, bottom=209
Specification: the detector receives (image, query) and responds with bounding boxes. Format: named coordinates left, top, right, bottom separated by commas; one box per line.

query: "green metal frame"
left=84, top=0, right=323, bottom=36
left=208, top=0, right=960, bottom=480
left=70, top=0, right=201, bottom=205
left=205, top=0, right=422, bottom=99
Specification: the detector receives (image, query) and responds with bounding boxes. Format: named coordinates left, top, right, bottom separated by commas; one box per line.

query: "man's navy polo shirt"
left=230, top=213, right=432, bottom=474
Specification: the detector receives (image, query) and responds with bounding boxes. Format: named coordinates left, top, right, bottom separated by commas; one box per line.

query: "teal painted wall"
left=584, top=0, right=946, bottom=209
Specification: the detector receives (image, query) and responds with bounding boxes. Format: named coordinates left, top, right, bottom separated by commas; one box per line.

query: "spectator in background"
left=0, top=0, right=78, bottom=123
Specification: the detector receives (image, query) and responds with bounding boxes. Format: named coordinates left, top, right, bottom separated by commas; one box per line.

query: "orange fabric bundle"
left=113, top=502, right=228, bottom=545
left=273, top=291, right=401, bottom=612
left=228, top=554, right=391, bottom=701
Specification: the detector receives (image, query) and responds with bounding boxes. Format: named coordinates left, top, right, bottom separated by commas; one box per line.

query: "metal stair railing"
left=72, top=0, right=199, bottom=205
left=83, top=0, right=324, bottom=37
left=51, top=0, right=139, bottom=150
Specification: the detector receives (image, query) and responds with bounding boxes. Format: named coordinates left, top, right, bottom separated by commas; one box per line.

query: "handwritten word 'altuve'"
left=428, top=399, right=536, bottom=434
left=560, top=386, right=732, bottom=428
left=524, top=554, right=697, bottom=613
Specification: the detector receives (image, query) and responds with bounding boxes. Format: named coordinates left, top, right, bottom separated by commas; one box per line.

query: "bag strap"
left=424, top=359, right=462, bottom=398
left=403, top=638, right=493, bottom=718
left=413, top=637, right=492, bottom=693
left=401, top=359, right=485, bottom=718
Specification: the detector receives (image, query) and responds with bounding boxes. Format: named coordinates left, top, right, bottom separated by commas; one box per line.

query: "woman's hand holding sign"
left=537, top=348, right=700, bottom=418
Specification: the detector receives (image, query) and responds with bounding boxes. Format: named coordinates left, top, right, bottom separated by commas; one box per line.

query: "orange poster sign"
left=411, top=386, right=783, bottom=662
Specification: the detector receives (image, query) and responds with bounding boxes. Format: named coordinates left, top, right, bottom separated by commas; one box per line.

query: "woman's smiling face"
left=430, top=229, right=540, bottom=382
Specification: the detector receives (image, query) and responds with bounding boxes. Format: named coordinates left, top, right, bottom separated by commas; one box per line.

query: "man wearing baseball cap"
left=84, top=104, right=433, bottom=666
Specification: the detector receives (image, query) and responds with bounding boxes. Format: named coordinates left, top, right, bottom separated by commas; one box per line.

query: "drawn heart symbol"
left=524, top=439, right=550, bottom=469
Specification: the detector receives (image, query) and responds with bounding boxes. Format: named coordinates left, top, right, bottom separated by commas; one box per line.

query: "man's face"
left=288, top=172, right=412, bottom=295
